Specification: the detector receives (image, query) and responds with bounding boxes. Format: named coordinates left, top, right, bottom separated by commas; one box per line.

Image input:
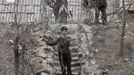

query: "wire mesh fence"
left=0, top=0, right=41, bottom=23
left=0, top=0, right=133, bottom=24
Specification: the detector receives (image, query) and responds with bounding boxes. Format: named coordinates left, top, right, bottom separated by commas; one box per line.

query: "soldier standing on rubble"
left=44, top=26, right=72, bottom=75
left=95, top=0, right=107, bottom=25
left=59, top=0, right=69, bottom=23
left=53, top=0, right=68, bottom=23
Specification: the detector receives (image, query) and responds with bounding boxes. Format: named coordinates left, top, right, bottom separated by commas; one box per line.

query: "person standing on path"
left=45, top=26, right=72, bottom=75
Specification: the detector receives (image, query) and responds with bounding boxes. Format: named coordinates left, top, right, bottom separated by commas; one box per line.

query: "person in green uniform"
left=95, top=0, right=107, bottom=25
left=45, top=26, right=72, bottom=75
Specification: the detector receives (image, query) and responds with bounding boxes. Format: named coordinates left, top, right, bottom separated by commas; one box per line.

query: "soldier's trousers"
left=58, top=52, right=72, bottom=75
left=95, top=6, right=107, bottom=24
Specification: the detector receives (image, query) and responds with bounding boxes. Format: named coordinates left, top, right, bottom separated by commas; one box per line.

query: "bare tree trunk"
left=95, top=0, right=99, bottom=23
left=14, top=36, right=20, bottom=75
left=14, top=0, right=20, bottom=75
left=40, top=0, right=49, bottom=30
left=119, top=0, right=126, bottom=58
left=21, top=45, right=26, bottom=75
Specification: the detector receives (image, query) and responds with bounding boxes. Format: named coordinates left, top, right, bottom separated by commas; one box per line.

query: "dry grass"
left=91, top=23, right=134, bottom=75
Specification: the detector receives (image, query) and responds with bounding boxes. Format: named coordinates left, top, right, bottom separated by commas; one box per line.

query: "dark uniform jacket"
left=47, top=36, right=70, bottom=53
left=95, top=0, right=107, bottom=7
